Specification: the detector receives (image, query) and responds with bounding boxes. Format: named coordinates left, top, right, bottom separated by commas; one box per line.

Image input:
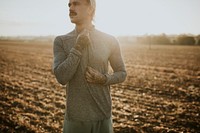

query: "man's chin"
left=70, top=19, right=77, bottom=24
left=70, top=20, right=75, bottom=23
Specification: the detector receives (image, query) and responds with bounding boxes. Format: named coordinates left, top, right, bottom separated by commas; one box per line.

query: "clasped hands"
left=85, top=66, right=107, bottom=84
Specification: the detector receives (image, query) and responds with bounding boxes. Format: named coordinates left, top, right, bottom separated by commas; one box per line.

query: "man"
left=53, top=0, right=127, bottom=132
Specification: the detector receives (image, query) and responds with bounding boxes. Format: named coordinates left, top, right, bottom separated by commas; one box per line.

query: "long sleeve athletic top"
left=53, top=27, right=127, bottom=121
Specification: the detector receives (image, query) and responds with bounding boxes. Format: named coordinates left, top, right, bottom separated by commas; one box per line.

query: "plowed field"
left=0, top=40, right=200, bottom=133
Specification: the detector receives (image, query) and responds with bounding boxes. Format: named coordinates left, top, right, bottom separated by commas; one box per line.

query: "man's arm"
left=53, top=36, right=82, bottom=85
left=53, top=30, right=91, bottom=85
left=104, top=39, right=127, bottom=85
left=85, top=38, right=127, bottom=85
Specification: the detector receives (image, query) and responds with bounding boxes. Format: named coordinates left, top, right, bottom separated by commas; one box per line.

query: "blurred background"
left=1, top=0, right=200, bottom=36
left=0, top=0, right=200, bottom=133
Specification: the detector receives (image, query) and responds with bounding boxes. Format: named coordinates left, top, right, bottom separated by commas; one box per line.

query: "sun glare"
left=0, top=0, right=200, bottom=36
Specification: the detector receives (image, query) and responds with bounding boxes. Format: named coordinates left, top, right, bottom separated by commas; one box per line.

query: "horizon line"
left=0, top=32, right=200, bottom=38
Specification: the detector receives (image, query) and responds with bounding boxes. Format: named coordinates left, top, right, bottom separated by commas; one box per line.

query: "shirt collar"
left=75, top=25, right=95, bottom=35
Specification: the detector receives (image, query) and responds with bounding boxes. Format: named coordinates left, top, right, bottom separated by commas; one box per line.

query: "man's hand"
left=74, top=29, right=91, bottom=53
left=85, top=66, right=107, bottom=84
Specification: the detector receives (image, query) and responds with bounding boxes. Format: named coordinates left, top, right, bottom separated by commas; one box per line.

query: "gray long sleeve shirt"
left=53, top=27, right=127, bottom=121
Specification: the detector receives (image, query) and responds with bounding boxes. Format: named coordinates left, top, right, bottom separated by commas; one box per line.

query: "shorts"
left=63, top=117, right=113, bottom=133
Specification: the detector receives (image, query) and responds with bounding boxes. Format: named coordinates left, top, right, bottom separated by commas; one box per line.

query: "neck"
left=75, top=21, right=93, bottom=34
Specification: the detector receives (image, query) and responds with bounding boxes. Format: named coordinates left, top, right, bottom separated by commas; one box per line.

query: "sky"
left=0, top=0, right=200, bottom=36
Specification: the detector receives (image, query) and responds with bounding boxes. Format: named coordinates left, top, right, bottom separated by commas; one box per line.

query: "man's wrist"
left=70, top=48, right=82, bottom=57
left=101, top=74, right=107, bottom=84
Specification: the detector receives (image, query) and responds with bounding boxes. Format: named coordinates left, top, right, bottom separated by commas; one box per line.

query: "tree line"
left=119, top=34, right=200, bottom=45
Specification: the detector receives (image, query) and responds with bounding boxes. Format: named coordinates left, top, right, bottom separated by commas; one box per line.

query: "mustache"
left=69, top=11, right=77, bottom=16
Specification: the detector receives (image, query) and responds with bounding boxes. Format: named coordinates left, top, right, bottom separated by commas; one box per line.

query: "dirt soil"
left=0, top=40, right=200, bottom=133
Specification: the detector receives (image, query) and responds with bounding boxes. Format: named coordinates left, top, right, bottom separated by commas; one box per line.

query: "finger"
left=86, top=66, right=93, bottom=74
left=86, top=69, right=99, bottom=83
left=87, top=66, right=97, bottom=74
left=86, top=78, right=94, bottom=83
left=87, top=66, right=95, bottom=71
left=85, top=71, right=93, bottom=79
left=88, top=67, right=102, bottom=81
left=86, top=70, right=97, bottom=83
left=87, top=66, right=101, bottom=76
left=85, top=74, right=95, bottom=83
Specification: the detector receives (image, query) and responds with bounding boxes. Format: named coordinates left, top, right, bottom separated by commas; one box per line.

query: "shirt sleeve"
left=104, top=38, right=127, bottom=85
left=53, top=36, right=82, bottom=85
